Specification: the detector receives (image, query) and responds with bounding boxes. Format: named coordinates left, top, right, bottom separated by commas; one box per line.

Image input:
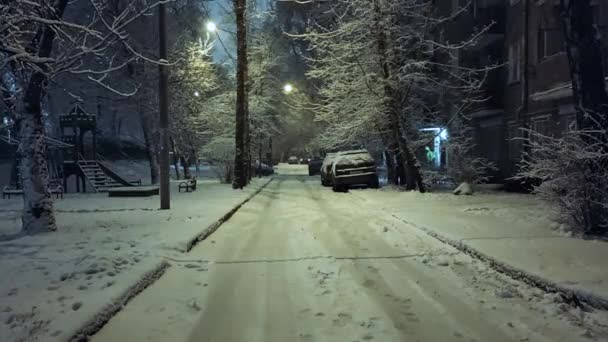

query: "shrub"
left=201, top=138, right=235, bottom=184
left=446, top=129, right=496, bottom=185
left=517, top=130, right=608, bottom=235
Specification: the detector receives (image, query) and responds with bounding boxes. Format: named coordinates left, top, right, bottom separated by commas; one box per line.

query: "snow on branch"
left=0, top=0, right=177, bottom=98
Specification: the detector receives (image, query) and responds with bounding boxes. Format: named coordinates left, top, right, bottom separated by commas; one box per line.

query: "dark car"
left=287, top=156, right=299, bottom=164
left=331, top=150, right=379, bottom=191
left=255, top=162, right=274, bottom=176
left=320, top=153, right=338, bottom=186
left=308, top=157, right=323, bottom=176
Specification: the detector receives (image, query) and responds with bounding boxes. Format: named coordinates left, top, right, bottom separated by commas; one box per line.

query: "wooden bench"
left=2, top=186, right=23, bottom=199
left=3, top=185, right=64, bottom=199
left=50, top=185, right=64, bottom=199
left=178, top=177, right=197, bottom=193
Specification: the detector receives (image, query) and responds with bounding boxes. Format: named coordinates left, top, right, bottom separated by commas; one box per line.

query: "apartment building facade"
left=460, top=0, right=608, bottom=181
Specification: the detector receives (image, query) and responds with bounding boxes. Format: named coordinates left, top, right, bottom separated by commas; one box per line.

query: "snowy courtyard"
left=3, top=0, right=608, bottom=340
left=0, top=178, right=269, bottom=342
left=3, top=166, right=607, bottom=341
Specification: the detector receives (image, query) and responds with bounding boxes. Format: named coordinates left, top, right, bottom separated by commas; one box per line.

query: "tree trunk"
left=181, top=156, right=192, bottom=179
left=560, top=0, right=608, bottom=233
left=170, top=137, right=180, bottom=180
left=233, top=0, right=249, bottom=189
left=18, top=0, right=69, bottom=234
left=384, top=150, right=397, bottom=185
left=560, top=0, right=608, bottom=133
left=372, top=0, right=426, bottom=193
left=139, top=105, right=159, bottom=184
left=18, top=105, right=57, bottom=233
left=191, top=147, right=200, bottom=178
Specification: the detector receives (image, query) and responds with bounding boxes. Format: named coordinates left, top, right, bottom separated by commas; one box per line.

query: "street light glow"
left=284, top=84, right=294, bottom=93
left=194, top=91, right=200, bottom=97
left=206, top=22, right=217, bottom=33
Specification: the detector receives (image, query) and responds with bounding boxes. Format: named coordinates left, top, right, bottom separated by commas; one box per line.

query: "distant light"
left=440, top=129, right=448, bottom=140
left=194, top=91, right=200, bottom=97
left=206, top=22, right=217, bottom=33
left=283, top=84, right=294, bottom=93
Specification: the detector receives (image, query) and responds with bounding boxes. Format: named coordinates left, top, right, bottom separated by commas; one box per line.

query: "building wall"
left=480, top=0, right=608, bottom=179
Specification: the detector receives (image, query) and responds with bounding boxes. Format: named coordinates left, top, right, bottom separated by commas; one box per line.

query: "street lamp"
left=206, top=21, right=217, bottom=33
left=194, top=91, right=200, bottom=97
left=283, top=83, right=294, bottom=94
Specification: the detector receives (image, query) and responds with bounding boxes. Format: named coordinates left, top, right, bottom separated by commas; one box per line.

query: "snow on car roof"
left=338, top=149, right=369, bottom=155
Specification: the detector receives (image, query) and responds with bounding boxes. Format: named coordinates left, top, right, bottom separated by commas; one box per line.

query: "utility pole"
left=158, top=2, right=171, bottom=209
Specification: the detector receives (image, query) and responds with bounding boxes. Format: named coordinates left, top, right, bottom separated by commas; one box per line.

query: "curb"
left=184, top=177, right=274, bottom=252
left=392, top=214, right=608, bottom=311
left=69, top=260, right=171, bottom=342
left=69, top=178, right=273, bottom=341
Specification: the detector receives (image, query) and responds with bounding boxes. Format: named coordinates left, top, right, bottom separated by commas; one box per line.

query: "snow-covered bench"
left=2, top=185, right=64, bottom=199
left=178, top=177, right=197, bottom=193
left=2, top=186, right=22, bottom=199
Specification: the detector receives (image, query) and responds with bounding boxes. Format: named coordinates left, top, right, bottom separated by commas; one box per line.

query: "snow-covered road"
left=92, top=173, right=607, bottom=342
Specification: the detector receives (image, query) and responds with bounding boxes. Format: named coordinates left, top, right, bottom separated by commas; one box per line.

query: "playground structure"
left=1, top=104, right=139, bottom=193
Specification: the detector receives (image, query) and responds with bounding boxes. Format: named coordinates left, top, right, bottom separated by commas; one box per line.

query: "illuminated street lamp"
left=206, top=21, right=217, bottom=33
left=194, top=91, right=200, bottom=97
left=283, top=83, right=294, bottom=94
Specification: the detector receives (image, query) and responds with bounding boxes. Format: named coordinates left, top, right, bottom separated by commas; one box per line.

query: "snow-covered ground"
left=92, top=174, right=608, bottom=342
left=0, top=178, right=269, bottom=342
left=354, top=186, right=608, bottom=304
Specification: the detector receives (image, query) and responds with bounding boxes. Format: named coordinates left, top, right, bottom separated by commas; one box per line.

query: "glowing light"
left=283, top=84, right=294, bottom=93
left=206, top=22, right=217, bottom=33
left=194, top=91, right=200, bottom=97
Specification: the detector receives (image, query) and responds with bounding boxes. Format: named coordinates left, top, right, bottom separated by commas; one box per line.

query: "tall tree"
left=560, top=0, right=608, bottom=133
left=14, top=0, right=69, bottom=233
left=301, top=0, right=486, bottom=191
left=557, top=0, right=608, bottom=232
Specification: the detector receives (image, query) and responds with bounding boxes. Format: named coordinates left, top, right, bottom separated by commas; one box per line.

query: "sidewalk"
left=0, top=178, right=271, bottom=342
left=358, top=188, right=608, bottom=306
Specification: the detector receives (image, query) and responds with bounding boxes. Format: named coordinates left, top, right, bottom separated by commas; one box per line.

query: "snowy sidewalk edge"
left=184, top=177, right=274, bottom=253
left=392, top=214, right=608, bottom=311
left=68, top=260, right=171, bottom=342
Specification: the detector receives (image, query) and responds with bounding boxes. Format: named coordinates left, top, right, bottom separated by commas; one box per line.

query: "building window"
left=508, top=41, right=522, bottom=83
left=538, top=28, right=565, bottom=60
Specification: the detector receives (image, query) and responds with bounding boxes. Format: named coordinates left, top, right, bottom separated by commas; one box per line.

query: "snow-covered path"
left=92, top=174, right=607, bottom=342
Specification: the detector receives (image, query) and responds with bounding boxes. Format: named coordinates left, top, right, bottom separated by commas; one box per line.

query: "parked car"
left=300, top=158, right=310, bottom=165
left=308, top=157, right=323, bottom=176
left=331, top=150, right=379, bottom=191
left=287, top=156, right=299, bottom=164
left=320, top=153, right=338, bottom=186
left=254, top=161, right=274, bottom=176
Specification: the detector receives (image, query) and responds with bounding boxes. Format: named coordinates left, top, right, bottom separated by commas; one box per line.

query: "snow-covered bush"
left=517, top=130, right=608, bottom=235
left=202, top=138, right=235, bottom=184
left=447, top=129, right=496, bottom=185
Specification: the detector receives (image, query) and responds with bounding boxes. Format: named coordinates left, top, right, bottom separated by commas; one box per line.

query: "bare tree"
left=0, top=0, right=174, bottom=233
left=298, top=0, right=487, bottom=192
left=560, top=0, right=608, bottom=134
